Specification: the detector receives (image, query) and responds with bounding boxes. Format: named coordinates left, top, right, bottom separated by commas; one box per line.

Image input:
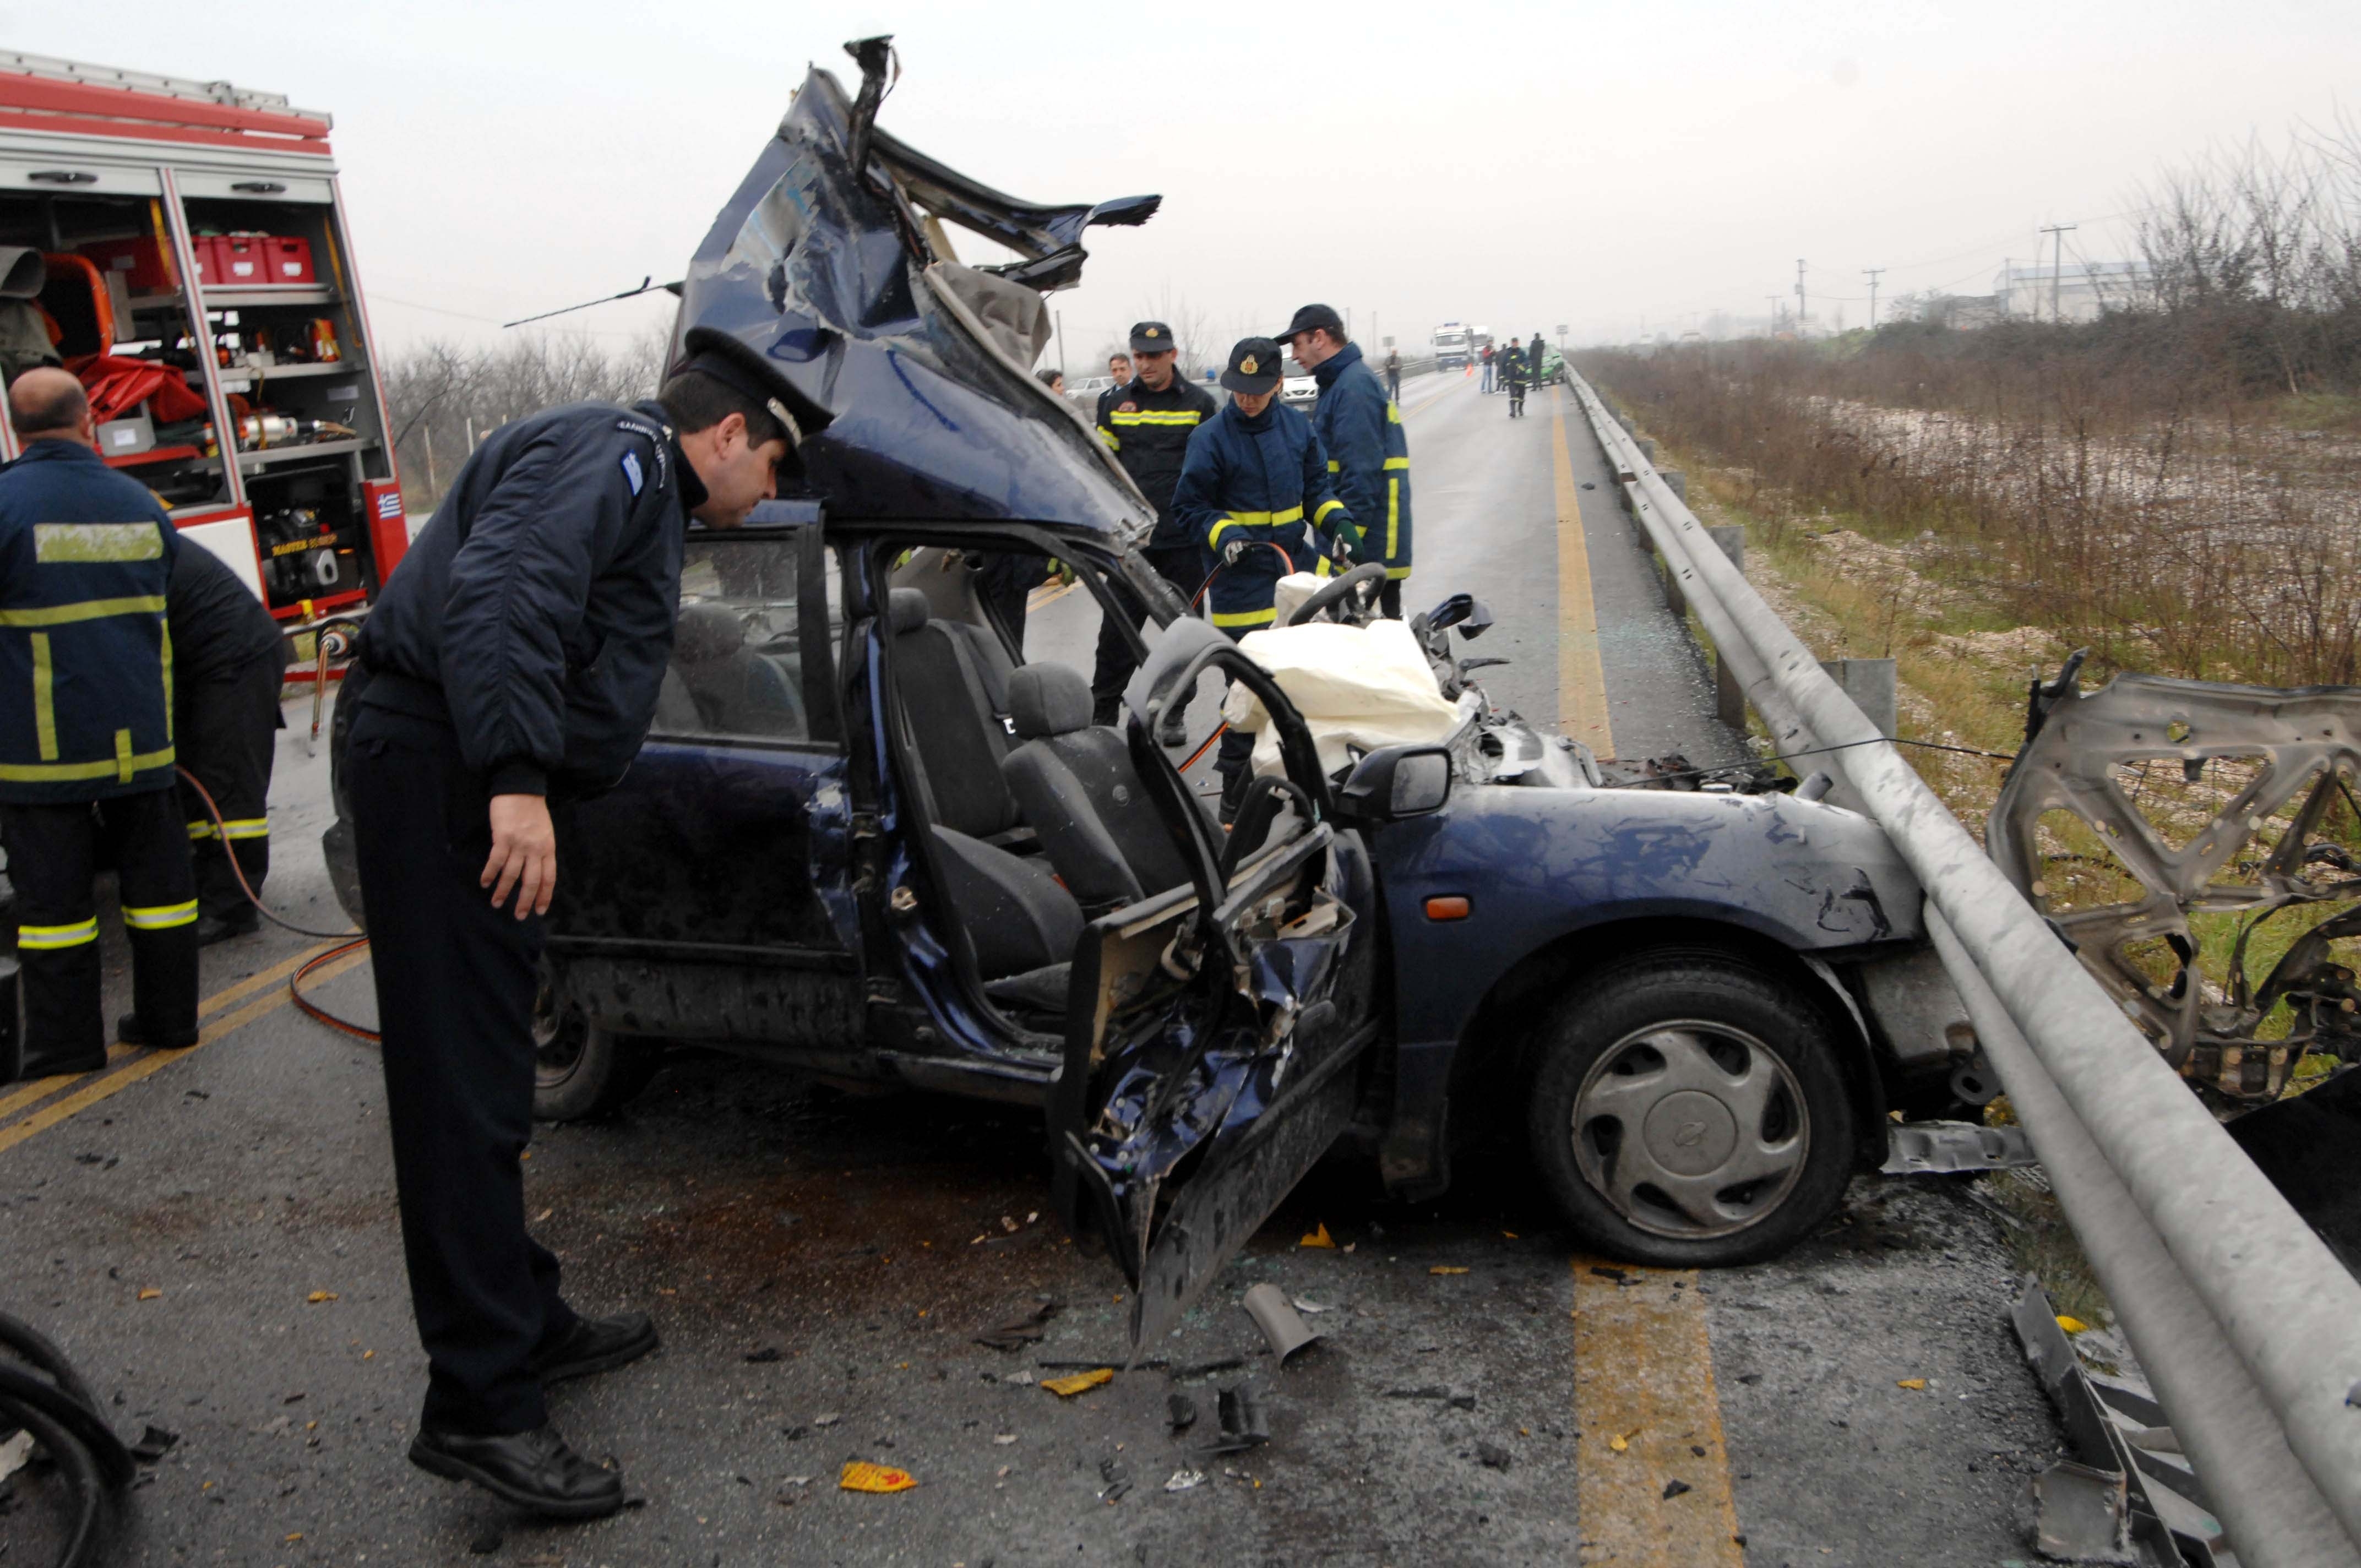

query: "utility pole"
left=2038, top=225, right=2076, bottom=323
left=1794, top=258, right=1808, bottom=333
left=1863, top=267, right=1885, bottom=329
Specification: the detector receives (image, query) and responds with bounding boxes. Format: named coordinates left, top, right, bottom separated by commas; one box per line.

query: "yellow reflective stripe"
left=1388, top=477, right=1401, bottom=560
left=1383, top=456, right=1410, bottom=469
left=1097, top=427, right=1119, bottom=451
left=1211, top=606, right=1277, bottom=628
left=219, top=818, right=269, bottom=841
left=30, top=631, right=55, bottom=761
left=1326, top=460, right=1341, bottom=472
left=1216, top=506, right=1303, bottom=527
left=188, top=820, right=217, bottom=840
left=34, top=522, right=163, bottom=563
left=1106, top=410, right=1203, bottom=426
left=1313, top=499, right=1346, bottom=525
left=1386, top=565, right=1412, bottom=580
left=123, top=899, right=198, bottom=930
left=114, top=728, right=134, bottom=783
left=0, top=745, right=175, bottom=784
left=19, top=918, right=97, bottom=949
left=1207, top=518, right=1242, bottom=546
left=160, top=620, right=173, bottom=744
left=1386, top=402, right=1402, bottom=424
left=0, top=595, right=168, bottom=628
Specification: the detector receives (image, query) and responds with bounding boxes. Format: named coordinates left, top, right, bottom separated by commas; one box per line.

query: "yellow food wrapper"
left=1041, top=1368, right=1114, bottom=1398
left=840, top=1461, right=916, bottom=1493
left=1896, top=1378, right=1928, bottom=1391
left=1299, top=1223, right=1336, bottom=1249
left=1429, top=1266, right=1470, bottom=1276
left=2055, top=1315, right=2089, bottom=1334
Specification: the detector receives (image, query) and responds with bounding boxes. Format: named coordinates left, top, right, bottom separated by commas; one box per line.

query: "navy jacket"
left=0, top=440, right=181, bottom=803
left=1310, top=342, right=1413, bottom=580
left=356, top=400, right=703, bottom=797
left=169, top=540, right=285, bottom=685
left=1169, top=401, right=1350, bottom=631
left=1096, top=373, right=1218, bottom=545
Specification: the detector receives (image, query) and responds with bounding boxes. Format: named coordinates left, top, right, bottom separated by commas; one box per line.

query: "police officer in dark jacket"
left=1088, top=320, right=1219, bottom=723
left=346, top=349, right=792, bottom=1518
left=170, top=542, right=289, bottom=943
left=0, top=369, right=197, bottom=1080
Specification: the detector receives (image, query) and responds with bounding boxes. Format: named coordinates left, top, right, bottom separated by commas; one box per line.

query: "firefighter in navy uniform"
left=1088, top=320, right=1220, bottom=725
left=0, top=369, right=198, bottom=1080
left=1169, top=337, right=1354, bottom=820
left=1276, top=303, right=1413, bottom=618
left=345, top=347, right=792, bottom=1520
left=170, top=541, right=290, bottom=943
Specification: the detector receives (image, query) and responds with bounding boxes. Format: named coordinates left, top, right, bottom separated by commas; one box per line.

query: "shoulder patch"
left=620, top=450, right=645, bottom=496
left=1118, top=401, right=1138, bottom=413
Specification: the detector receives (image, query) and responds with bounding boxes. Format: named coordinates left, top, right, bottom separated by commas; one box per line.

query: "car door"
left=550, top=519, right=865, bottom=1046
left=1048, top=617, right=1381, bottom=1352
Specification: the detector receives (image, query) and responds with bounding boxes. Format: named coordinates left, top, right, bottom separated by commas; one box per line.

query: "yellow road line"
left=1572, top=1260, right=1745, bottom=1566
left=0, top=949, right=371, bottom=1157
left=1025, top=577, right=1079, bottom=613
left=1552, top=388, right=1615, bottom=752
left=0, top=939, right=346, bottom=1127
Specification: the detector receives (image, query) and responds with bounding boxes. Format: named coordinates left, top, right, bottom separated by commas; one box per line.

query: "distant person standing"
left=1528, top=332, right=1546, bottom=383
left=1036, top=367, right=1066, bottom=395
left=1384, top=346, right=1402, bottom=401
left=1502, top=337, right=1528, bottom=418
left=1479, top=342, right=1495, bottom=394
left=0, top=368, right=198, bottom=1081
left=1094, top=351, right=1133, bottom=432
left=1087, top=321, right=1217, bottom=725
left=170, top=540, right=291, bottom=944
left=1277, top=303, right=1413, bottom=618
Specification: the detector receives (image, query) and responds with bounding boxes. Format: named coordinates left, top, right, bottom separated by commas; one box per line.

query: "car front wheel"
left=1525, top=951, right=1855, bottom=1267
left=532, top=978, right=661, bottom=1124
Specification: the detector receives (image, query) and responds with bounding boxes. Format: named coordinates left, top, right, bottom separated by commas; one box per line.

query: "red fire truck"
left=0, top=52, right=406, bottom=640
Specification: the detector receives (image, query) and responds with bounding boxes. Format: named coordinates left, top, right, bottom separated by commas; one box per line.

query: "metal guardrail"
left=1566, top=369, right=2361, bottom=1568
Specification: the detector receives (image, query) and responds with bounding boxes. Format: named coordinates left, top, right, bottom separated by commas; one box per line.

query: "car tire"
left=532, top=993, right=661, bottom=1124
left=1524, top=950, right=1856, bottom=1267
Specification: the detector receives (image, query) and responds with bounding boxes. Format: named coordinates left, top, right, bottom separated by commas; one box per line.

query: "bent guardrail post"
left=1567, top=367, right=2361, bottom=1555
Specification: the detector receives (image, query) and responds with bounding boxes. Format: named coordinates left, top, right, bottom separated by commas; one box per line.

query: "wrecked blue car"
left=326, top=44, right=1972, bottom=1346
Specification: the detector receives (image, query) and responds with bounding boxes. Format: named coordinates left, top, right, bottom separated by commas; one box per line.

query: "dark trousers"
left=1380, top=578, right=1405, bottom=620
left=1090, top=543, right=1206, bottom=722
left=346, top=701, right=575, bottom=1435
left=1386, top=370, right=1401, bottom=401
left=2, top=788, right=197, bottom=1079
left=178, top=652, right=285, bottom=921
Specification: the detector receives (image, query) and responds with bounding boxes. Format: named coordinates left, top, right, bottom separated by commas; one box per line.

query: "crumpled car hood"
left=677, top=59, right=1158, bottom=538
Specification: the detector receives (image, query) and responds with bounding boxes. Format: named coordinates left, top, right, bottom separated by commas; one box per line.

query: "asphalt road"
left=0, top=373, right=2064, bottom=1567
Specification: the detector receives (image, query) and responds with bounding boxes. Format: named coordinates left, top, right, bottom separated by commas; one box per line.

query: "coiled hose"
left=0, top=1311, right=134, bottom=1568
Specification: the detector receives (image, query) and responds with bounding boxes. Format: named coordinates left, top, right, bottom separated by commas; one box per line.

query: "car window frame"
left=651, top=521, right=844, bottom=752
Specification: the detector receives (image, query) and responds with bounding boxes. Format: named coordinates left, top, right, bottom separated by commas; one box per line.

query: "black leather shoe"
left=115, top=1014, right=199, bottom=1050
left=407, top=1423, right=622, bottom=1519
left=529, top=1312, right=659, bottom=1386
left=196, top=910, right=260, bottom=947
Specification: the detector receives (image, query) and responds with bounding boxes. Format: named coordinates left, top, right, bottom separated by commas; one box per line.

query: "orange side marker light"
left=1424, top=896, right=1471, bottom=921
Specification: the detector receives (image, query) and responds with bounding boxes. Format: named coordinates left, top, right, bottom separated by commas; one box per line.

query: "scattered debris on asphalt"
left=1290, top=1296, right=1335, bottom=1314
left=1098, top=1456, right=1131, bottom=1502
left=1882, top=1120, right=2040, bottom=1175
left=1897, top=1378, right=1928, bottom=1391
left=743, top=1346, right=784, bottom=1363
left=303, top=1291, right=337, bottom=1304
left=1165, top=1468, right=1205, bottom=1493
left=1168, top=1393, right=1198, bottom=1431
left=839, top=1461, right=917, bottom=1493
left=975, top=1298, right=1062, bottom=1352
left=1299, top=1223, right=1337, bottom=1249
left=1476, top=1441, right=1512, bottom=1471
left=1241, top=1283, right=1321, bottom=1365
left=1429, top=1266, right=1469, bottom=1276
left=1663, top=1478, right=1693, bottom=1499
left=127, top=1424, right=178, bottom=1461
left=1042, top=1368, right=1114, bottom=1398
left=1201, top=1386, right=1269, bottom=1455
left=812, top=1412, right=841, bottom=1427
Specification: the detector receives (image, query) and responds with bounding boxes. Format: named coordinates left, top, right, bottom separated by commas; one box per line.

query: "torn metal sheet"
left=1239, top=1282, right=1321, bottom=1365
left=1200, top=1385, right=1269, bottom=1456
left=1989, top=670, right=2361, bottom=1106
left=1881, top=1119, right=2038, bottom=1175
left=2011, top=1281, right=2231, bottom=1567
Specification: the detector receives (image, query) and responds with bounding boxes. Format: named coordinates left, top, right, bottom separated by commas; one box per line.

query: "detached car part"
left=1989, top=670, right=2361, bottom=1104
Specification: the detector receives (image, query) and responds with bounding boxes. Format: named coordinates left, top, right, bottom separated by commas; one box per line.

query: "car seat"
left=886, top=588, right=1021, bottom=837
left=1000, top=662, right=1197, bottom=913
left=671, top=600, right=802, bottom=737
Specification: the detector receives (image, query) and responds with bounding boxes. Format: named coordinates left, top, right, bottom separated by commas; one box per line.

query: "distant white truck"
left=1432, top=321, right=1471, bottom=371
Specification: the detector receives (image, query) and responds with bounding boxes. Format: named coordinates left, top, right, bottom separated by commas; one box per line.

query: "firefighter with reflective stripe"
left=1169, top=337, right=1353, bottom=818
left=1277, top=303, right=1413, bottom=617
left=169, top=539, right=290, bottom=944
left=0, top=369, right=198, bottom=1081
left=1089, top=319, right=1220, bottom=723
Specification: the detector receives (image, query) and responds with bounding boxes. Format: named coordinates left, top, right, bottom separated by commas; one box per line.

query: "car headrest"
left=1008, top=662, right=1094, bottom=740
left=888, top=588, right=931, bottom=635
left=673, top=600, right=746, bottom=665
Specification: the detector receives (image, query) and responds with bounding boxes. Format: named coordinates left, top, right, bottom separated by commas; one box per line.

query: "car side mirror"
left=1335, top=744, right=1452, bottom=824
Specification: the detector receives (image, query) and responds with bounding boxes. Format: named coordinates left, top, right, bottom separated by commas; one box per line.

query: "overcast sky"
left=18, top=1, right=2359, bottom=360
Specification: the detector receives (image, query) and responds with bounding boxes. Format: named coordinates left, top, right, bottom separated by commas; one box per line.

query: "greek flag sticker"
left=620, top=450, right=645, bottom=496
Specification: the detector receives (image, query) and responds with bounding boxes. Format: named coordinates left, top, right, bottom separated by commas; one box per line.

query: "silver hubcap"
left=1571, top=1021, right=1808, bottom=1239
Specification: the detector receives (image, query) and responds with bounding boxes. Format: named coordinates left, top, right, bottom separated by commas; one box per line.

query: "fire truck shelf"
left=217, top=362, right=363, bottom=391
left=102, top=443, right=202, bottom=470
left=130, top=287, right=340, bottom=311
left=203, top=436, right=374, bottom=473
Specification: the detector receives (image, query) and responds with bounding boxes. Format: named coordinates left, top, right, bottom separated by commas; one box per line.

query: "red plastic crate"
left=80, top=235, right=178, bottom=294
left=213, top=234, right=266, bottom=286
left=261, top=235, right=314, bottom=285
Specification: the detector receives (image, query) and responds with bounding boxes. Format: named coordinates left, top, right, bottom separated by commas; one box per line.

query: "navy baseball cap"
left=1129, top=320, right=1177, bottom=354
left=1220, top=337, right=1284, bottom=395
left=1274, top=303, right=1343, bottom=344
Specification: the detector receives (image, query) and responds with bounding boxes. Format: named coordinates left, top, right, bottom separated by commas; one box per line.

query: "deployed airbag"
left=1220, top=614, right=1464, bottom=776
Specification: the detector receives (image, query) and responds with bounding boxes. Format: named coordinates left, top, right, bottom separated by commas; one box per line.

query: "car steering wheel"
left=1285, top=560, right=1389, bottom=627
